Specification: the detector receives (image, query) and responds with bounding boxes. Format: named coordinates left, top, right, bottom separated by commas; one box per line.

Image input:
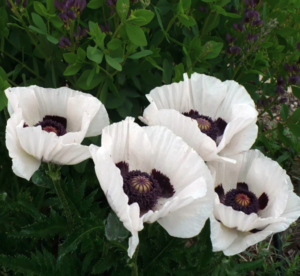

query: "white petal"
left=223, top=222, right=289, bottom=256
left=66, top=92, right=108, bottom=134
left=6, top=110, right=40, bottom=180
left=89, top=145, right=143, bottom=233
left=210, top=215, right=237, bottom=252
left=101, top=118, right=153, bottom=172
left=218, top=122, right=258, bottom=156
left=184, top=73, right=227, bottom=119
left=243, top=150, right=291, bottom=218
left=128, top=231, right=139, bottom=258
left=281, top=192, right=300, bottom=223
left=217, top=105, right=257, bottom=153
left=85, top=103, right=109, bottom=137
left=143, top=125, right=214, bottom=192
left=157, top=180, right=214, bottom=238
left=216, top=80, right=256, bottom=121
left=16, top=124, right=59, bottom=162
left=147, top=80, right=191, bottom=113
left=5, top=87, right=40, bottom=125
left=49, top=144, right=91, bottom=165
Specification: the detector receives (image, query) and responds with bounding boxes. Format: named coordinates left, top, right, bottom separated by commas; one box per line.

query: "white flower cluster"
left=5, top=74, right=300, bottom=258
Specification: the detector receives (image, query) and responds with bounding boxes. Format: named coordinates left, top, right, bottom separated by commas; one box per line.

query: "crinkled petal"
left=85, top=103, right=109, bottom=137
left=223, top=222, right=289, bottom=256
left=281, top=192, right=300, bottom=222
left=157, top=180, right=214, bottom=238
left=184, top=73, right=227, bottom=119
left=66, top=92, right=108, bottom=134
left=147, top=80, right=191, bottom=113
left=144, top=125, right=214, bottom=191
left=218, top=122, right=258, bottom=156
left=16, top=124, right=59, bottom=163
left=216, top=80, right=256, bottom=121
left=101, top=118, right=153, bottom=172
left=89, top=145, right=143, bottom=257
left=49, top=144, right=91, bottom=165
left=5, top=87, right=40, bottom=125
left=6, top=110, right=40, bottom=180
left=210, top=215, right=238, bottom=252
left=217, top=105, right=257, bottom=153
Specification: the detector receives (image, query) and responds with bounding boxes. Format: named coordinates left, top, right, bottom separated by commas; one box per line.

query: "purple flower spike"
left=66, top=0, right=74, bottom=8
left=297, top=42, right=300, bottom=52
left=279, top=97, right=287, bottom=103
left=58, top=36, right=71, bottom=49
left=284, top=63, right=293, bottom=73
left=80, top=0, right=86, bottom=11
left=54, top=0, right=66, bottom=11
left=247, top=33, right=258, bottom=42
left=293, top=64, right=299, bottom=73
left=252, top=20, right=263, bottom=27
left=199, top=6, right=208, bottom=13
left=228, top=46, right=241, bottom=55
left=277, top=76, right=285, bottom=87
left=22, top=0, right=27, bottom=7
left=288, top=75, right=300, bottom=85
left=106, top=0, right=114, bottom=7
left=276, top=86, right=285, bottom=95
left=58, top=13, right=69, bottom=22
left=6, top=0, right=12, bottom=8
left=66, top=10, right=76, bottom=20
left=244, top=0, right=255, bottom=8
left=233, top=22, right=245, bottom=32
left=257, top=98, right=267, bottom=107
left=226, top=34, right=237, bottom=44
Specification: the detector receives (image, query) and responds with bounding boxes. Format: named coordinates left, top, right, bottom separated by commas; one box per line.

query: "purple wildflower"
left=54, top=0, right=66, bottom=11
left=244, top=10, right=260, bottom=23
left=288, top=75, right=300, bottom=85
left=257, top=98, right=267, bottom=107
left=252, top=20, right=263, bottom=27
left=199, top=6, right=208, bottom=13
left=277, top=76, right=285, bottom=87
left=228, top=46, right=241, bottom=55
left=247, top=33, right=258, bottom=42
left=233, top=22, right=245, bottom=32
left=58, top=36, right=71, bottom=49
left=297, top=42, right=300, bottom=52
left=226, top=33, right=237, bottom=44
left=6, top=0, right=12, bottom=8
left=279, top=97, right=287, bottom=104
left=292, top=64, right=299, bottom=73
left=22, top=0, right=27, bottom=7
left=284, top=63, right=293, bottom=73
left=66, top=10, right=76, bottom=20
left=99, top=23, right=110, bottom=34
left=276, top=86, right=285, bottom=95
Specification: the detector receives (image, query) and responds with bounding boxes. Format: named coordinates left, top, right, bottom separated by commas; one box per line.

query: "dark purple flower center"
left=215, top=182, right=269, bottom=215
left=116, top=162, right=175, bottom=214
left=182, top=110, right=227, bottom=143
left=26, top=115, right=67, bottom=136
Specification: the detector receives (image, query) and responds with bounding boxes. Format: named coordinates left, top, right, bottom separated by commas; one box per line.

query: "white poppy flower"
left=89, top=117, right=214, bottom=258
left=208, top=150, right=300, bottom=256
left=5, top=86, right=109, bottom=181
left=139, top=73, right=258, bottom=162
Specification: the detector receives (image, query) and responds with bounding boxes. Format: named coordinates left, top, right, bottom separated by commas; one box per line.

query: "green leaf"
left=289, top=124, right=300, bottom=137
left=116, top=0, right=130, bottom=22
left=260, top=42, right=273, bottom=48
left=87, top=0, right=105, bottom=9
left=125, top=24, right=147, bottom=46
left=32, top=13, right=47, bottom=33
left=63, top=53, right=77, bottom=63
left=204, top=41, right=223, bottom=59
left=47, top=0, right=56, bottom=13
left=235, top=259, right=264, bottom=272
left=49, top=16, right=63, bottom=28
left=173, top=63, right=184, bottom=82
left=89, top=21, right=106, bottom=50
left=289, top=108, right=300, bottom=123
left=292, top=85, right=300, bottom=99
left=178, top=14, right=197, bottom=27
left=46, top=35, right=58, bottom=44
left=105, top=55, right=122, bottom=71
left=31, top=169, right=52, bottom=188
left=146, top=56, right=163, bottom=71
left=128, top=50, right=153, bottom=59
left=212, top=4, right=241, bottom=18
left=280, top=103, right=289, bottom=121
left=77, top=47, right=86, bottom=62
left=131, top=10, right=155, bottom=26
left=29, top=25, right=47, bottom=35
left=76, top=70, right=105, bottom=90
left=86, top=67, right=95, bottom=87
left=87, top=46, right=104, bottom=64
left=163, top=58, right=173, bottom=84
left=181, top=0, right=191, bottom=11
left=63, top=63, right=82, bottom=76
left=105, top=212, right=129, bottom=242
left=33, top=1, right=48, bottom=16
left=107, top=38, right=123, bottom=50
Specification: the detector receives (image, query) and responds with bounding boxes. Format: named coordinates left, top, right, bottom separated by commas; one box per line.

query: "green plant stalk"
left=131, top=245, right=139, bottom=276
left=47, top=163, right=73, bottom=228
left=258, top=94, right=279, bottom=118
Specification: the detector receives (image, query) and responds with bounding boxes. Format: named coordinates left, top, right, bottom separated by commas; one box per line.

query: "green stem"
left=144, top=238, right=175, bottom=272
left=3, top=51, right=44, bottom=81
left=200, top=11, right=212, bottom=39
left=131, top=245, right=139, bottom=276
left=47, top=164, right=73, bottom=228
left=112, top=23, right=122, bottom=39
left=258, top=94, right=279, bottom=118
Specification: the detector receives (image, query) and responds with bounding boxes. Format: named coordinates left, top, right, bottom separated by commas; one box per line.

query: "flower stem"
left=47, top=163, right=73, bottom=228
left=131, top=245, right=139, bottom=276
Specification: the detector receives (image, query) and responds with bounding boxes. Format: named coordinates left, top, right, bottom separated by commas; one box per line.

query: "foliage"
left=0, top=0, right=300, bottom=274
